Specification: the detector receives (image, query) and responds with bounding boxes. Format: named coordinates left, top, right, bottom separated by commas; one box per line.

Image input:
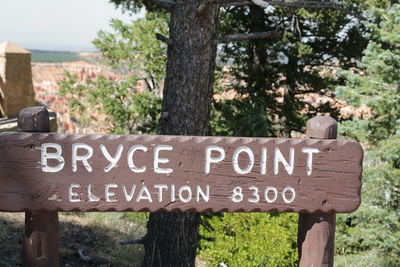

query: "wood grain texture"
left=0, top=132, right=363, bottom=213
left=18, top=106, right=50, bottom=133
left=22, top=212, right=59, bottom=267
left=298, top=213, right=335, bottom=267
left=19, top=106, right=59, bottom=267
left=298, top=115, right=339, bottom=267
left=299, top=216, right=333, bottom=267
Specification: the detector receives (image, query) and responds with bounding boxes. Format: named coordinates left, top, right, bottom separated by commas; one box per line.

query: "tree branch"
left=143, top=77, right=154, bottom=92
left=216, top=31, right=282, bottom=44
left=156, top=33, right=173, bottom=45
left=146, top=0, right=175, bottom=11
left=120, top=238, right=145, bottom=245
left=77, top=248, right=91, bottom=262
left=200, top=0, right=367, bottom=21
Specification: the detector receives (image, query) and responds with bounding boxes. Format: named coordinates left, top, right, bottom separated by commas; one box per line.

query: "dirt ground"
left=0, top=212, right=146, bottom=266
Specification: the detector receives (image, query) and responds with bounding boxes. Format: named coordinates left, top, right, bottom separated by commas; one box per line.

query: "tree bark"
left=142, top=1, right=219, bottom=266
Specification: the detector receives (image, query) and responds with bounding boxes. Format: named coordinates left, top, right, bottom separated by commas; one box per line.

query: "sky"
left=0, top=0, right=144, bottom=51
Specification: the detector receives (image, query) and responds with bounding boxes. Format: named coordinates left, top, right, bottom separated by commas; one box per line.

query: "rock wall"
left=0, top=42, right=35, bottom=118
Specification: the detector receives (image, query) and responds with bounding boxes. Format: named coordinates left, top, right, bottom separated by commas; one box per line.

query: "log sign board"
left=0, top=133, right=363, bottom=213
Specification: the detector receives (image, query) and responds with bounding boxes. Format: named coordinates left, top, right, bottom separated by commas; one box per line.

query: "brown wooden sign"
left=0, top=132, right=363, bottom=213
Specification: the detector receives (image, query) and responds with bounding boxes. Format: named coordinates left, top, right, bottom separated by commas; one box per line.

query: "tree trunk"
left=142, top=1, right=219, bottom=266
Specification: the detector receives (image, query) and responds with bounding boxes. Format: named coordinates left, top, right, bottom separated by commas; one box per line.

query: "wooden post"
left=19, top=106, right=59, bottom=267
left=298, top=116, right=337, bottom=267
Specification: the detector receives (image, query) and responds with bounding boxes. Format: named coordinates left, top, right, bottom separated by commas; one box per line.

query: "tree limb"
left=199, top=0, right=367, bottom=21
left=146, top=0, right=175, bottom=11
left=156, top=33, right=173, bottom=45
left=120, top=238, right=145, bottom=245
left=77, top=248, right=91, bottom=262
left=143, top=77, right=154, bottom=92
left=216, top=31, right=282, bottom=44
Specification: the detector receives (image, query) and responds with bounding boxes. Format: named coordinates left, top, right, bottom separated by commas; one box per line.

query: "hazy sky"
left=0, top=0, right=144, bottom=51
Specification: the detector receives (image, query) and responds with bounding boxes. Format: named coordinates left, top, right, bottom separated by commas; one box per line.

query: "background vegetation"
left=334, top=4, right=400, bottom=265
left=59, top=0, right=399, bottom=266
left=31, top=50, right=82, bottom=62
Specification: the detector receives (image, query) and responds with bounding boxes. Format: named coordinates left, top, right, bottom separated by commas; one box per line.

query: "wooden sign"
left=0, top=132, right=363, bottom=213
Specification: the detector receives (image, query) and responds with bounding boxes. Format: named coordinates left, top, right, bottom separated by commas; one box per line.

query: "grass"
left=0, top=212, right=147, bottom=266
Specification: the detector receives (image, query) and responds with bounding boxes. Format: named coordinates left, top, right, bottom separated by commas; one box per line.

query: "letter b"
left=41, top=143, right=65, bottom=173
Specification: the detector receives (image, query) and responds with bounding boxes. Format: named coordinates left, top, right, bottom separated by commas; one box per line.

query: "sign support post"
left=19, top=107, right=59, bottom=267
left=298, top=116, right=337, bottom=267
left=0, top=107, right=362, bottom=267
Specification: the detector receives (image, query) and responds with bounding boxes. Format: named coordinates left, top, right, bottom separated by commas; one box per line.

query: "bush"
left=199, top=213, right=298, bottom=267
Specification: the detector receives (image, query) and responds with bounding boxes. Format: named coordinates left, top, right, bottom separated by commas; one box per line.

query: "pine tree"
left=63, top=0, right=371, bottom=265
left=213, top=1, right=367, bottom=138
left=204, top=2, right=368, bottom=265
left=335, top=3, right=400, bottom=265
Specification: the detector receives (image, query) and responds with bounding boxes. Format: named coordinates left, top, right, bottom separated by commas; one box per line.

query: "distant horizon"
left=28, top=47, right=99, bottom=53
left=0, top=0, right=144, bottom=51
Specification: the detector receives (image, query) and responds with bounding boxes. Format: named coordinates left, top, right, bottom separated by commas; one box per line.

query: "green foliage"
left=205, top=2, right=369, bottom=266
left=109, top=0, right=163, bottom=13
left=59, top=72, right=161, bottom=134
left=337, top=5, right=400, bottom=144
left=93, top=12, right=168, bottom=92
left=121, top=212, right=149, bottom=226
left=199, top=213, right=298, bottom=267
left=60, top=9, right=167, bottom=135
left=109, top=0, right=144, bottom=14
left=335, top=4, right=400, bottom=266
left=59, top=1, right=399, bottom=266
left=212, top=1, right=367, bottom=138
